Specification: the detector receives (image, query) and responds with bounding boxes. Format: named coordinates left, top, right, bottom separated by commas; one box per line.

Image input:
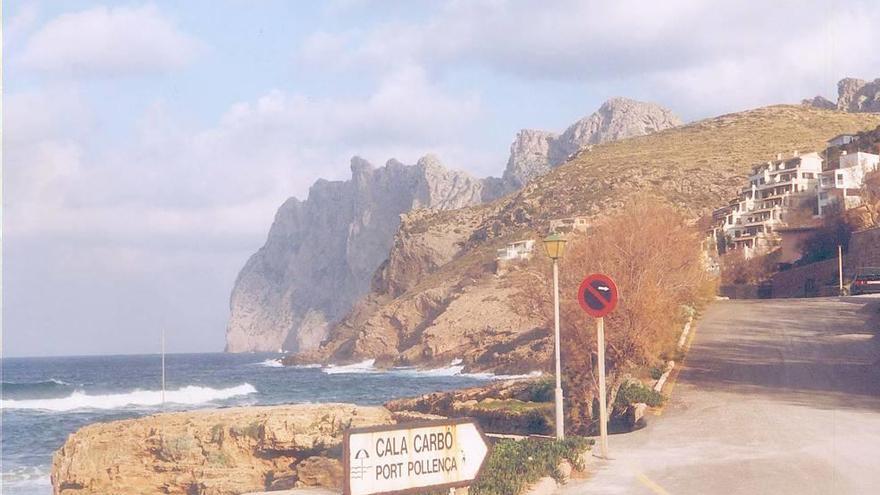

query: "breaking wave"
left=0, top=383, right=257, bottom=412
left=321, top=359, right=379, bottom=374
left=2, top=379, right=72, bottom=393
left=319, top=358, right=542, bottom=380
left=258, top=358, right=284, bottom=368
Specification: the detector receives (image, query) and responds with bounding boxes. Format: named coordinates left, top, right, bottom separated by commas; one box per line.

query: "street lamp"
left=543, top=233, right=567, bottom=440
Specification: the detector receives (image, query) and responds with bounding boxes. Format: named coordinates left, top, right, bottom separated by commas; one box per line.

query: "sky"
left=3, top=0, right=880, bottom=357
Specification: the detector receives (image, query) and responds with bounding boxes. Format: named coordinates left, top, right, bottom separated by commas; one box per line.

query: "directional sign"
left=577, top=273, right=619, bottom=318
left=344, top=418, right=491, bottom=495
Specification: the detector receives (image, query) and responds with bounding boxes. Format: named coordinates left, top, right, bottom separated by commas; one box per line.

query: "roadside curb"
left=653, top=315, right=692, bottom=393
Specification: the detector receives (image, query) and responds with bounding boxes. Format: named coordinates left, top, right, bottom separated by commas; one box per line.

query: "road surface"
left=558, top=295, right=880, bottom=495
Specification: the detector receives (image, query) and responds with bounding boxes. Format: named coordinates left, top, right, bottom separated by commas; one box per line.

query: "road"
left=558, top=295, right=880, bottom=495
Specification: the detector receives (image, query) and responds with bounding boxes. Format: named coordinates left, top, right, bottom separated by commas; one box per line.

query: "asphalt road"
left=558, top=295, right=880, bottom=495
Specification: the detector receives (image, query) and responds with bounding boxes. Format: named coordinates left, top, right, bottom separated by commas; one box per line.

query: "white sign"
left=344, top=419, right=490, bottom=495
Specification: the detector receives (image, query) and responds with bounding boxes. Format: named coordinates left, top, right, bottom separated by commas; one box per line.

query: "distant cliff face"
left=497, top=97, right=682, bottom=190
left=225, top=155, right=485, bottom=353
left=803, top=77, right=880, bottom=113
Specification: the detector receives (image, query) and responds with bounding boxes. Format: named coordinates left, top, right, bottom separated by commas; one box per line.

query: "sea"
left=0, top=352, right=538, bottom=494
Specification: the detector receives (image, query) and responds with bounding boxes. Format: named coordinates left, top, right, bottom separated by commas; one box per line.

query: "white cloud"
left=301, top=0, right=880, bottom=118
left=19, top=4, right=201, bottom=76
left=4, top=65, right=483, bottom=243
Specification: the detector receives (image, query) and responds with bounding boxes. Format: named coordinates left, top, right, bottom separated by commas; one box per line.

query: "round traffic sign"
left=577, top=273, right=619, bottom=318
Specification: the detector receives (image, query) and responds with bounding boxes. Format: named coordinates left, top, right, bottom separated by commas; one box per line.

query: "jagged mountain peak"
left=498, top=97, right=682, bottom=190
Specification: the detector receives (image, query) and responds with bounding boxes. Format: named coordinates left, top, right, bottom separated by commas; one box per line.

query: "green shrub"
left=523, top=377, right=555, bottom=402
left=468, top=437, right=592, bottom=495
left=615, top=381, right=664, bottom=408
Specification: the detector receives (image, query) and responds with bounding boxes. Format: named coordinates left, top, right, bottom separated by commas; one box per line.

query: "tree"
left=525, top=197, right=715, bottom=434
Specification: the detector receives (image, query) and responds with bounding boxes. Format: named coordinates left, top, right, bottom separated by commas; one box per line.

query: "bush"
left=615, top=380, right=664, bottom=408
left=468, top=437, right=593, bottom=495
left=522, top=377, right=555, bottom=402
left=543, top=197, right=714, bottom=434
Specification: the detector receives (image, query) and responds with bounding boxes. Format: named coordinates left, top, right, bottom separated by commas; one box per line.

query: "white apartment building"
left=713, top=152, right=822, bottom=257
left=817, top=150, right=880, bottom=215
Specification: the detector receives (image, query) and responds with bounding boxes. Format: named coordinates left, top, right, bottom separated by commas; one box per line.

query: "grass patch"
left=472, top=399, right=551, bottom=413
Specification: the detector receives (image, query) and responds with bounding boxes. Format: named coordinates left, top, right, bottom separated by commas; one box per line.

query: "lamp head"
left=543, top=233, right=567, bottom=260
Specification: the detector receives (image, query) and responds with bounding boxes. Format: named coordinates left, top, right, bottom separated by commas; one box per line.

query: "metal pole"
left=597, top=317, right=609, bottom=458
left=161, top=328, right=166, bottom=406
left=553, top=259, right=565, bottom=440
left=838, top=244, right=844, bottom=294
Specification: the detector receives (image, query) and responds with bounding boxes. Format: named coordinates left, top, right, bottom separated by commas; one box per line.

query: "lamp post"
left=543, top=233, right=567, bottom=440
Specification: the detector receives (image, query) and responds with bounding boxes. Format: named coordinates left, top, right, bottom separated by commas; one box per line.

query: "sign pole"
left=596, top=316, right=609, bottom=459
left=553, top=258, right=565, bottom=440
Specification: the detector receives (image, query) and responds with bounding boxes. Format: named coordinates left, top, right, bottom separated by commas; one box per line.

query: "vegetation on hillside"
left=523, top=198, right=715, bottom=434
left=470, top=437, right=591, bottom=495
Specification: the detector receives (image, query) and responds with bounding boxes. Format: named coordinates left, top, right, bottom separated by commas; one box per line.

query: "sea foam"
left=0, top=383, right=257, bottom=412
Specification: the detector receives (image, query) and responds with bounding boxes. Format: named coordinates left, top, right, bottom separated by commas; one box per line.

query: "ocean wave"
left=2, top=378, right=72, bottom=393
left=463, top=370, right=544, bottom=381
left=319, top=358, right=541, bottom=380
left=1, top=464, right=51, bottom=488
left=258, top=358, right=284, bottom=368
left=321, top=359, right=379, bottom=374
left=0, top=383, right=257, bottom=412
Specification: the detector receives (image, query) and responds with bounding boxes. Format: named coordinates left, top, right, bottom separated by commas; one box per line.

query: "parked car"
left=850, top=267, right=880, bottom=295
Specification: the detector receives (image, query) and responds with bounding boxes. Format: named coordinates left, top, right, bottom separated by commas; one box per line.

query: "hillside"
left=305, top=105, right=880, bottom=372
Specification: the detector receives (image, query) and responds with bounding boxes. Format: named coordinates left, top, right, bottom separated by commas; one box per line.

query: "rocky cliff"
left=51, top=404, right=393, bottom=495
left=496, top=97, right=682, bottom=191
left=307, top=106, right=880, bottom=372
left=226, top=155, right=485, bottom=353
left=803, top=77, right=880, bottom=112
left=227, top=98, right=681, bottom=353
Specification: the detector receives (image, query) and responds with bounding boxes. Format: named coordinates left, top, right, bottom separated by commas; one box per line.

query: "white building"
left=713, top=152, right=822, bottom=257
left=817, top=151, right=880, bottom=215
left=549, top=216, right=589, bottom=234
left=497, top=239, right=535, bottom=261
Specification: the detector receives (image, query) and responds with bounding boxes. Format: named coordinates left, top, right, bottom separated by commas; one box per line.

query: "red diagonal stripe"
left=585, top=282, right=610, bottom=307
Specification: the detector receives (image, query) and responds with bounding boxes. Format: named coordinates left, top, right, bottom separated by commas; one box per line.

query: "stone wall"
left=771, top=258, right=842, bottom=298
left=849, top=227, right=880, bottom=269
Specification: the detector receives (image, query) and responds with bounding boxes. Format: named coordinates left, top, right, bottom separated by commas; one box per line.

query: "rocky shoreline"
left=49, top=379, right=553, bottom=495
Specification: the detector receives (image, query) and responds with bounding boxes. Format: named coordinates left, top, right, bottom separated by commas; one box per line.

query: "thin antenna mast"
left=161, top=328, right=166, bottom=405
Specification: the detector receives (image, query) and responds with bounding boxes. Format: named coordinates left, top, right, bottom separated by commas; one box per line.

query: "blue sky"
left=4, top=0, right=880, bottom=356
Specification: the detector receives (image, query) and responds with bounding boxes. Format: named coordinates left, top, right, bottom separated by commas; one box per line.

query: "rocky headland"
left=51, top=404, right=394, bottom=495
left=226, top=98, right=681, bottom=355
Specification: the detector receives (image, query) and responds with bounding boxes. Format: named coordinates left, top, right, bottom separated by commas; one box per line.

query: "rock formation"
left=800, top=95, right=836, bottom=110
left=837, top=78, right=880, bottom=113
left=225, top=155, right=486, bottom=353
left=227, top=97, right=682, bottom=354
left=51, top=404, right=393, bottom=495
left=802, top=77, right=880, bottom=113
left=496, top=97, right=682, bottom=190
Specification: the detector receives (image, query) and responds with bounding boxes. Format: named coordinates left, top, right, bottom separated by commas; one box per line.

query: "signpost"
left=344, top=418, right=490, bottom=495
left=577, top=273, right=619, bottom=459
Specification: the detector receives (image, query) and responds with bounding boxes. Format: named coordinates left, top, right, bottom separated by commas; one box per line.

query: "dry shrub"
left=527, top=197, right=714, bottom=434
left=719, top=249, right=779, bottom=284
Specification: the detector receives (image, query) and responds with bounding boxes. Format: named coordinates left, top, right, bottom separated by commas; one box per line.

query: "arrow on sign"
left=344, top=418, right=491, bottom=495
